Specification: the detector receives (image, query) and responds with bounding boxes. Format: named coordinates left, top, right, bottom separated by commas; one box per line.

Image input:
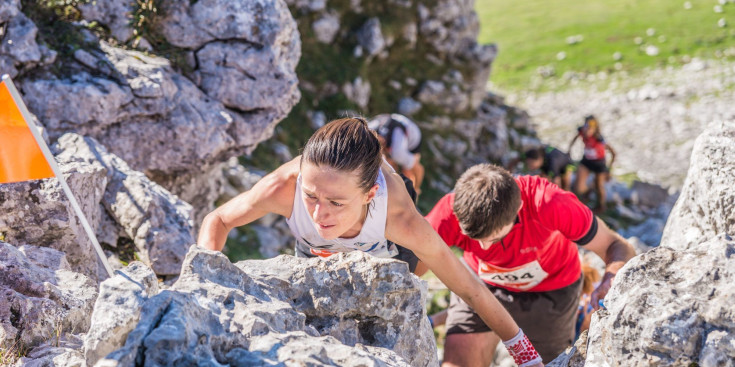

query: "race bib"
left=477, top=260, right=549, bottom=291
left=310, top=248, right=336, bottom=258
left=584, top=147, right=599, bottom=160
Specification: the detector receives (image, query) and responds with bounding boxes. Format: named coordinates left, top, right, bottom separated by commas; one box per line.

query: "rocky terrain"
left=2, top=0, right=734, bottom=365
left=508, top=59, right=735, bottom=190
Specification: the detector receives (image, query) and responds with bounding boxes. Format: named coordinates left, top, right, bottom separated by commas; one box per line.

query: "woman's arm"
left=382, top=171, right=520, bottom=340
left=197, top=157, right=300, bottom=251
left=606, top=143, right=616, bottom=170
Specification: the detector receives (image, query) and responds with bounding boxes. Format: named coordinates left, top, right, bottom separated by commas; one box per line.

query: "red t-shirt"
left=579, top=131, right=606, bottom=161
left=425, top=176, right=594, bottom=292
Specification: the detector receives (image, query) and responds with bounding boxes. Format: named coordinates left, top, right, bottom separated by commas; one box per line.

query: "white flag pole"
left=1, top=74, right=115, bottom=278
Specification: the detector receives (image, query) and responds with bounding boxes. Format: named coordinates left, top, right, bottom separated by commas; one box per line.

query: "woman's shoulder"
left=251, top=157, right=299, bottom=216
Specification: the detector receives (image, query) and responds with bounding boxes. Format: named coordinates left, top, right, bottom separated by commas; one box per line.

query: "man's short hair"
left=524, top=147, right=544, bottom=161
left=453, top=163, right=522, bottom=239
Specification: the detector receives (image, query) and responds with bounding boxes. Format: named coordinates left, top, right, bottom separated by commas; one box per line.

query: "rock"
left=312, top=13, right=340, bottom=44
left=52, top=134, right=196, bottom=277
left=0, top=144, right=108, bottom=280
left=307, top=110, right=327, bottom=130
left=567, top=235, right=735, bottom=365
left=397, top=97, right=422, bottom=116
left=83, top=262, right=159, bottom=366
left=17, top=0, right=300, bottom=223
left=0, top=242, right=97, bottom=351
left=417, top=80, right=469, bottom=114
left=78, top=0, right=134, bottom=42
left=661, top=121, right=735, bottom=251
left=14, top=334, right=85, bottom=367
left=630, top=180, right=670, bottom=208
left=343, top=77, right=371, bottom=109
left=356, top=18, right=386, bottom=58
left=0, top=1, right=45, bottom=78
left=93, top=247, right=436, bottom=366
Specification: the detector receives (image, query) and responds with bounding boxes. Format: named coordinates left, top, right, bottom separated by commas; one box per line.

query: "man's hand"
left=590, top=271, right=615, bottom=310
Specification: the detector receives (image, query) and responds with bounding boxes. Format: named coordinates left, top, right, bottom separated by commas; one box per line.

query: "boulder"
left=660, top=121, right=735, bottom=251
left=0, top=242, right=97, bottom=351
left=0, top=133, right=196, bottom=279
left=550, top=234, right=735, bottom=366
left=84, top=262, right=159, bottom=366
left=0, top=142, right=108, bottom=280
left=52, top=134, right=196, bottom=277
left=93, top=247, right=437, bottom=366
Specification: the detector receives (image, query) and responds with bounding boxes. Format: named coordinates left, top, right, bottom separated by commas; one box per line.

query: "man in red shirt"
left=426, top=163, right=635, bottom=365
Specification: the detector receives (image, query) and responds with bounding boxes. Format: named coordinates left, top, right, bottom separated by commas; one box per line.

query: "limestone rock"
left=13, top=334, right=86, bottom=367
left=53, top=134, right=196, bottom=277
left=19, top=0, right=300, bottom=223
left=357, top=18, right=386, bottom=58
left=661, top=121, right=735, bottom=251
left=0, top=146, right=107, bottom=280
left=78, top=0, right=134, bottom=43
left=84, top=262, right=159, bottom=366
left=0, top=242, right=97, bottom=351
left=312, top=13, right=340, bottom=44
left=343, top=77, right=372, bottom=109
left=0, top=133, right=196, bottom=279
left=550, top=235, right=735, bottom=366
left=94, top=247, right=436, bottom=366
left=0, top=1, right=50, bottom=78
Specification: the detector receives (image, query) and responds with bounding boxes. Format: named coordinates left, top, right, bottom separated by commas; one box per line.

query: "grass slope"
left=476, top=0, right=735, bottom=91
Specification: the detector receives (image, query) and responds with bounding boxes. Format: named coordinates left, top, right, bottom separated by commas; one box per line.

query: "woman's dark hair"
left=301, top=117, right=382, bottom=192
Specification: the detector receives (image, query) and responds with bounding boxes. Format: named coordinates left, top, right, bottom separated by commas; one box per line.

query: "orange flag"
left=0, top=78, right=54, bottom=184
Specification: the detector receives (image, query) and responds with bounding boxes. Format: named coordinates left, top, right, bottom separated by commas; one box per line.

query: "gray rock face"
left=0, top=148, right=107, bottom=280
left=312, top=13, right=340, bottom=44
left=15, top=0, right=300, bottom=223
left=660, top=121, right=735, bottom=251
left=357, top=18, right=386, bottom=58
left=551, top=233, right=735, bottom=367
left=84, top=262, right=159, bottom=366
left=580, top=235, right=735, bottom=366
left=93, top=247, right=436, bottom=366
left=21, top=46, right=238, bottom=175
left=0, top=133, right=195, bottom=279
left=52, top=134, right=196, bottom=277
left=0, top=242, right=97, bottom=351
left=0, top=1, right=55, bottom=78
left=78, top=0, right=134, bottom=42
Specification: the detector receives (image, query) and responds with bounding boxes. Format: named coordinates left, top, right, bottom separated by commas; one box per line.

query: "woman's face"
left=300, top=162, right=378, bottom=240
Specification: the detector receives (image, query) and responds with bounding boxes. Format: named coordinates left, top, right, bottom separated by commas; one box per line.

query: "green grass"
left=476, top=0, right=735, bottom=91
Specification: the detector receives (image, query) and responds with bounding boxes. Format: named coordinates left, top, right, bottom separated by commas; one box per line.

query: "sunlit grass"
left=476, top=0, right=735, bottom=91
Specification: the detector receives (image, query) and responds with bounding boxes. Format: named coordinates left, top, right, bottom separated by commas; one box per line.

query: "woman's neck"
left=339, top=204, right=369, bottom=239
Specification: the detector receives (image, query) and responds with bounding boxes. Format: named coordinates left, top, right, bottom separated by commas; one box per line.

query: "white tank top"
left=286, top=168, right=398, bottom=258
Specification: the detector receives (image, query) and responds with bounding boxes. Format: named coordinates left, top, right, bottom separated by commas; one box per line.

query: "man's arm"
left=582, top=217, right=636, bottom=308
left=197, top=157, right=299, bottom=251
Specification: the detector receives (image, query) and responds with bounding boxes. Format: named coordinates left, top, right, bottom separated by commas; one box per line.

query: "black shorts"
left=445, top=275, right=583, bottom=363
left=580, top=157, right=608, bottom=174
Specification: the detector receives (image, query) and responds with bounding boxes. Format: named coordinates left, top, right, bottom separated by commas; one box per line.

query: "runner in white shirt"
left=369, top=114, right=425, bottom=195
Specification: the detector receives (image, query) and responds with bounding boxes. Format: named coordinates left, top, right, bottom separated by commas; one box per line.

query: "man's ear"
left=364, top=183, right=379, bottom=204
left=517, top=200, right=524, bottom=214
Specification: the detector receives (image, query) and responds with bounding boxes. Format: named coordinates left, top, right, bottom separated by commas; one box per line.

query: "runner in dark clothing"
left=524, top=145, right=574, bottom=191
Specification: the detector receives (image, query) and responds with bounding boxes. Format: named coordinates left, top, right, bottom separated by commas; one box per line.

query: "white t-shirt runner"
left=286, top=168, right=399, bottom=258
